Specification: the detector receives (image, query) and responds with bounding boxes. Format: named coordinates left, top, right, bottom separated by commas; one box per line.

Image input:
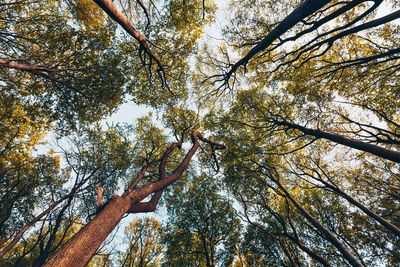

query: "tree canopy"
left=0, top=0, right=399, bottom=266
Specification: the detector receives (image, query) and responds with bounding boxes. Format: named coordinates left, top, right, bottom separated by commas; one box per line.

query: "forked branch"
left=127, top=130, right=226, bottom=213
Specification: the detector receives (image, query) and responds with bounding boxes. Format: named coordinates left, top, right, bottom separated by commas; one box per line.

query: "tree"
left=0, top=123, right=138, bottom=263
left=0, top=0, right=128, bottom=132
left=163, top=174, right=241, bottom=267
left=0, top=218, right=82, bottom=266
left=213, top=86, right=399, bottom=265
left=206, top=0, right=400, bottom=89
left=118, top=217, right=163, bottom=267
left=43, top=128, right=225, bottom=266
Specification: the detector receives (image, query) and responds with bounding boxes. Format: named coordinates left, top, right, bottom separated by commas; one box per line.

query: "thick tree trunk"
left=43, top=131, right=224, bottom=267
left=44, top=194, right=131, bottom=266
left=275, top=120, right=400, bottom=163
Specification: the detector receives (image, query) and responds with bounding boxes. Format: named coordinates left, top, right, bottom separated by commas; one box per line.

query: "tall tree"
left=0, top=123, right=138, bottom=263
left=43, top=128, right=225, bottom=266
left=0, top=0, right=128, bottom=132
left=118, top=217, right=163, bottom=267
left=163, top=174, right=241, bottom=267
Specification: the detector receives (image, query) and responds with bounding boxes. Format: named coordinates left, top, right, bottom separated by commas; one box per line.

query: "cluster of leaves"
left=1, top=0, right=127, bottom=132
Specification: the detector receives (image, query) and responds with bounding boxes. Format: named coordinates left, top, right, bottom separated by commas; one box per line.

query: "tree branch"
left=92, top=0, right=167, bottom=86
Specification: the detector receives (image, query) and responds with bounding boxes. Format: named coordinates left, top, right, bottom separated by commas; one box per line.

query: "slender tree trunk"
left=0, top=191, right=74, bottom=257
left=280, top=239, right=299, bottom=267
left=285, top=235, right=331, bottom=267
left=201, top=234, right=212, bottom=267
left=307, top=173, right=400, bottom=238
left=275, top=120, right=400, bottom=163
left=32, top=196, right=74, bottom=267
left=210, top=241, right=215, bottom=267
left=271, top=176, right=365, bottom=267
left=226, top=0, right=331, bottom=77
left=243, top=198, right=331, bottom=266
left=330, top=186, right=400, bottom=238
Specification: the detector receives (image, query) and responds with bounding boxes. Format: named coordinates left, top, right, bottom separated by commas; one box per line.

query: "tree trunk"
left=42, top=131, right=224, bottom=266
left=271, top=176, right=365, bottom=267
left=0, top=191, right=75, bottom=257
left=280, top=239, right=299, bottom=267
left=201, top=234, right=212, bottom=267
left=226, top=0, right=331, bottom=77
left=286, top=235, right=331, bottom=267
left=331, top=186, right=400, bottom=238
left=44, top=194, right=132, bottom=266
left=92, top=0, right=166, bottom=84
left=308, top=173, right=400, bottom=238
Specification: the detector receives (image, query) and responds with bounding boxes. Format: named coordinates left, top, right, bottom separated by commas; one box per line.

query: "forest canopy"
left=0, top=0, right=399, bottom=266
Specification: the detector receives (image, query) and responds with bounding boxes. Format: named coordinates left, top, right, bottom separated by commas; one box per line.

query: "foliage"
left=163, top=174, right=241, bottom=267
left=117, top=217, right=163, bottom=267
left=1, top=0, right=400, bottom=266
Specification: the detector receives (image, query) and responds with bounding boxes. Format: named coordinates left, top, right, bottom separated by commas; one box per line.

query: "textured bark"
left=43, top=131, right=224, bottom=266
left=275, top=120, right=400, bottom=163
left=44, top=195, right=132, bottom=267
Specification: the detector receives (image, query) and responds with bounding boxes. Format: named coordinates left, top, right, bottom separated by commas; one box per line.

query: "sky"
left=100, top=0, right=229, bottom=126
